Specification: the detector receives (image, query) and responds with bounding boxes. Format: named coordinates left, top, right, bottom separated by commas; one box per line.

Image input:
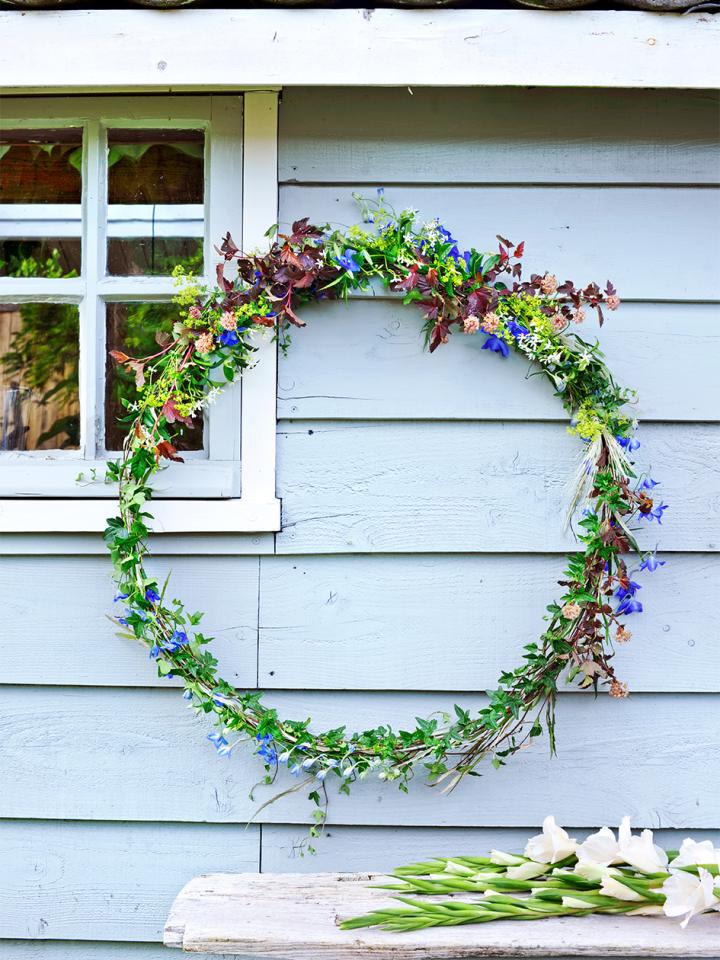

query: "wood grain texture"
left=279, top=87, right=720, bottom=186
left=257, top=554, right=720, bottom=692
left=0, top=555, right=258, bottom=687
left=277, top=301, right=720, bottom=422
left=0, top=533, right=274, bottom=557
left=1, top=687, right=717, bottom=827
left=164, top=872, right=720, bottom=958
left=1, top=10, right=717, bottom=92
left=4, top=84, right=720, bottom=960
left=262, top=824, right=720, bottom=875
left=280, top=185, right=720, bottom=302
left=4, top=552, right=713, bottom=691
left=0, top=942, right=254, bottom=960
left=0, top=820, right=258, bottom=942
left=276, top=422, right=720, bottom=554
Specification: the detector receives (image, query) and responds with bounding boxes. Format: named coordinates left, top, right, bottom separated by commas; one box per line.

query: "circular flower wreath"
left=107, top=194, right=667, bottom=836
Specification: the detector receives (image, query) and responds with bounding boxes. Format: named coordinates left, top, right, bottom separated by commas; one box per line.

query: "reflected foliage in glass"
left=107, top=236, right=203, bottom=277
left=105, top=301, right=204, bottom=452
left=107, top=129, right=204, bottom=205
left=0, top=128, right=82, bottom=203
left=0, top=238, right=82, bottom=278
left=106, top=129, right=204, bottom=275
left=0, top=301, right=80, bottom=450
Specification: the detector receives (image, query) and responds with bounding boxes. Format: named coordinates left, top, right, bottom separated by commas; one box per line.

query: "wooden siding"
left=1, top=86, right=719, bottom=958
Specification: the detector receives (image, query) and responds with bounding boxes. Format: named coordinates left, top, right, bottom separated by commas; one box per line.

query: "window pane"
left=107, top=236, right=202, bottom=277
left=106, top=129, right=204, bottom=276
left=0, top=238, right=81, bottom=278
left=105, top=301, right=204, bottom=453
left=0, top=301, right=80, bottom=451
left=0, top=129, right=82, bottom=204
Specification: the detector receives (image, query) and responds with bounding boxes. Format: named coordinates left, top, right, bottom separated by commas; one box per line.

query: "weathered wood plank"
left=279, top=185, right=720, bottom=302
left=164, top=872, right=720, bottom=958
left=0, top=534, right=274, bottom=557
left=262, top=824, right=720, bottom=875
left=0, top=820, right=258, bottom=942
left=0, top=556, right=258, bottom=687
left=1, top=11, right=718, bottom=92
left=3, top=551, right=713, bottom=691
left=276, top=422, right=720, bottom=554
left=277, top=301, right=720, bottom=422
left=0, top=942, right=253, bottom=960
left=1, top=687, right=717, bottom=827
left=279, top=88, right=720, bottom=186
left=258, top=554, right=719, bottom=693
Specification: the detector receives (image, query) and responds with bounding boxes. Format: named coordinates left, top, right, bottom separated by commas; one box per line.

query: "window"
left=0, top=94, right=280, bottom=533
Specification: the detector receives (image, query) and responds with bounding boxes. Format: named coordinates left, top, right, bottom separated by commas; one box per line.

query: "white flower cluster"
left=519, top=816, right=720, bottom=928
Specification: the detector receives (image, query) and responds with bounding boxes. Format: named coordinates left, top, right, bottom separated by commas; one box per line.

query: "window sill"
left=0, top=497, right=281, bottom=533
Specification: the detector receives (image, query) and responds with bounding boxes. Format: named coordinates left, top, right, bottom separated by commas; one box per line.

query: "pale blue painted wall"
left=1, top=86, right=719, bottom=957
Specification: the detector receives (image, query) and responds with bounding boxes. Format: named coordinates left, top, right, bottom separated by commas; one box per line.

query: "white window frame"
left=0, top=91, right=281, bottom=533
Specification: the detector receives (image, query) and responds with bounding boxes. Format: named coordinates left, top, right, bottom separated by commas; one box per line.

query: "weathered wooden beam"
left=0, top=10, right=718, bottom=92
left=164, top=872, right=719, bottom=958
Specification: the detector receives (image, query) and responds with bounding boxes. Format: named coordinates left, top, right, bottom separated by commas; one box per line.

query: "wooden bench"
left=164, top=872, right=719, bottom=959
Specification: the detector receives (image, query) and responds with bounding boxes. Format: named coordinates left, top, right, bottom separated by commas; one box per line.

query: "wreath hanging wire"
left=106, top=194, right=667, bottom=840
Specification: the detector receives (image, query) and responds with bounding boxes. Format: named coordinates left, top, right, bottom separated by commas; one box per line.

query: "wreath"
left=106, top=193, right=666, bottom=839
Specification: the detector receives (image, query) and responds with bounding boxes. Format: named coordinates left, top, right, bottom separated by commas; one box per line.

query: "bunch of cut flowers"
left=342, top=817, right=720, bottom=932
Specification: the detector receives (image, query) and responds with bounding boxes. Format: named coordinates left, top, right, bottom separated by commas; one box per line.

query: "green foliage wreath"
left=106, top=194, right=666, bottom=841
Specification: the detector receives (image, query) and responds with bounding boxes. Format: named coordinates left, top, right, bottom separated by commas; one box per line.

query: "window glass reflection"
left=105, top=301, right=204, bottom=453
left=0, top=128, right=82, bottom=204
left=107, top=236, right=202, bottom=277
left=0, top=238, right=81, bottom=278
left=0, top=301, right=80, bottom=450
left=106, top=130, right=204, bottom=276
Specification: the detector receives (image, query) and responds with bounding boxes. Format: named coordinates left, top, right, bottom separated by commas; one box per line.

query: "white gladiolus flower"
left=617, top=816, right=668, bottom=873
left=490, top=850, right=524, bottom=866
left=506, top=860, right=550, bottom=881
left=662, top=868, right=720, bottom=928
left=576, top=826, right=624, bottom=868
left=574, top=860, right=616, bottom=883
left=524, top=816, right=578, bottom=864
left=599, top=873, right=647, bottom=902
left=562, top=896, right=596, bottom=910
left=670, top=838, right=720, bottom=869
left=443, top=860, right=476, bottom=877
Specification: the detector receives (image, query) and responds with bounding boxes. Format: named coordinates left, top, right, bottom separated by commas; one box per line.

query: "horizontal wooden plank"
left=4, top=552, right=712, bottom=692
left=0, top=948, right=678, bottom=960
left=279, top=185, right=720, bottom=302
left=0, top=820, right=258, bottom=943
left=278, top=301, right=720, bottom=422
left=279, top=88, right=720, bottom=186
left=0, top=556, right=258, bottom=688
left=0, top=534, right=274, bottom=557
left=276, top=422, right=720, bottom=554
left=0, top=942, right=253, bottom=960
left=258, top=554, right=719, bottom=693
left=263, top=824, right=720, bottom=875
left=0, top=499, right=280, bottom=535
left=1, top=687, right=717, bottom=828
left=1, top=11, right=717, bottom=92
left=164, top=872, right=719, bottom=958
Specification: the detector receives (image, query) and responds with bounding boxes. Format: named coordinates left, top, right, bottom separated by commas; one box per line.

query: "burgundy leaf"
left=156, top=440, right=184, bottom=463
